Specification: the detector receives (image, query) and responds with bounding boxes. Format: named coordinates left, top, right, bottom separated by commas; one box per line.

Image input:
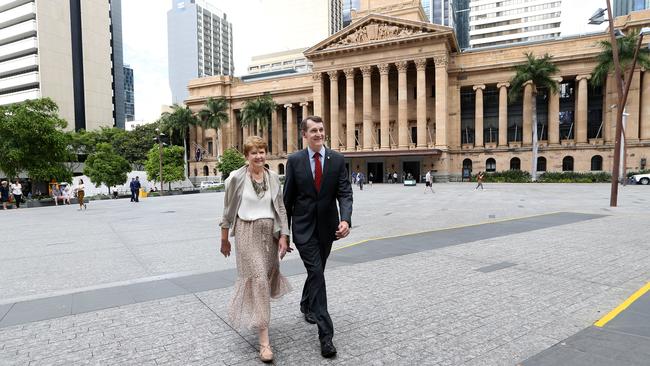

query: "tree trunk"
left=531, top=89, right=539, bottom=181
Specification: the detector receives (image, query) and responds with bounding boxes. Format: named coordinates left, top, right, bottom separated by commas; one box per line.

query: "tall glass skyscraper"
left=124, top=65, right=134, bottom=122
left=167, top=0, right=233, bottom=104
left=343, top=0, right=361, bottom=27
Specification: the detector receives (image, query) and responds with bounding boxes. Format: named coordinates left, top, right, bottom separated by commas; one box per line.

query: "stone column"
left=196, top=125, right=204, bottom=153
left=378, top=63, right=390, bottom=149
left=522, top=81, right=533, bottom=145
left=285, top=103, right=295, bottom=153
left=361, top=65, right=373, bottom=151
left=396, top=60, right=408, bottom=149
left=434, top=55, right=448, bottom=147
left=415, top=58, right=427, bottom=148
left=300, top=102, right=309, bottom=148
left=312, top=73, right=323, bottom=117
left=275, top=107, right=283, bottom=154
left=344, top=68, right=356, bottom=151
left=473, top=84, right=486, bottom=147
left=576, top=74, right=590, bottom=144
left=548, top=77, right=562, bottom=145
left=271, top=106, right=279, bottom=155
left=641, top=70, right=650, bottom=140
left=328, top=71, right=340, bottom=150
left=625, top=69, right=641, bottom=142
left=497, top=82, right=509, bottom=146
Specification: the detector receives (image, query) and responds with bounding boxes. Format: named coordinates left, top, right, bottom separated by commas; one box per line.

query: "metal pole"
left=159, top=134, right=164, bottom=194
left=606, top=0, right=626, bottom=207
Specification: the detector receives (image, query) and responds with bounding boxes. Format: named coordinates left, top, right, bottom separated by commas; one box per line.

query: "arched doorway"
left=203, top=165, right=209, bottom=176
left=485, top=158, right=496, bottom=172
left=591, top=155, right=603, bottom=171
left=562, top=156, right=574, bottom=171
left=193, top=168, right=198, bottom=177
left=462, top=158, right=472, bottom=181
left=278, top=163, right=285, bottom=175
left=510, top=157, right=521, bottom=170
left=537, top=157, right=547, bottom=172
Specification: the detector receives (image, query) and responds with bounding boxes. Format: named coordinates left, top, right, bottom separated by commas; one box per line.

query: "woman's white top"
left=11, top=183, right=22, bottom=195
left=77, top=183, right=85, bottom=191
left=237, top=172, right=274, bottom=221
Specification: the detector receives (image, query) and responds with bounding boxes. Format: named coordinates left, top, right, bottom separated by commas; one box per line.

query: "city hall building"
left=185, top=0, right=650, bottom=182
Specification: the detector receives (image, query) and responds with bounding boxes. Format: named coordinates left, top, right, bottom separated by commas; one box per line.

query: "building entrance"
left=367, top=162, right=384, bottom=183
left=402, top=161, right=420, bottom=182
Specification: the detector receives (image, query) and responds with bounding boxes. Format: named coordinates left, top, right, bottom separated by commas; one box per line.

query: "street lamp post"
left=154, top=128, right=166, bottom=194
left=589, top=2, right=650, bottom=206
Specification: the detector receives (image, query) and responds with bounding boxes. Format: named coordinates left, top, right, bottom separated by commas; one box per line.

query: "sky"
left=121, top=0, right=608, bottom=123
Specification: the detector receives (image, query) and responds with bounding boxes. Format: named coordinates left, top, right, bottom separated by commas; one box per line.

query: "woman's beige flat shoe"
left=259, top=344, right=273, bottom=363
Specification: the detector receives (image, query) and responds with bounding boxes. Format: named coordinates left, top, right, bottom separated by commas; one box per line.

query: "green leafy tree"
left=83, top=143, right=131, bottom=194
left=591, top=32, right=650, bottom=88
left=241, top=95, right=276, bottom=136
left=161, top=105, right=199, bottom=178
left=120, top=124, right=158, bottom=169
left=509, top=53, right=559, bottom=181
left=144, top=145, right=184, bottom=190
left=0, top=98, right=73, bottom=184
left=216, top=148, right=246, bottom=180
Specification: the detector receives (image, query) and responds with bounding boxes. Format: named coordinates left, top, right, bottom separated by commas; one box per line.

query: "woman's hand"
left=220, top=238, right=231, bottom=258
left=278, top=236, right=291, bottom=260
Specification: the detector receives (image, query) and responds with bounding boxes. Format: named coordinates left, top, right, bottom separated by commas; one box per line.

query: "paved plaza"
left=0, top=183, right=649, bottom=365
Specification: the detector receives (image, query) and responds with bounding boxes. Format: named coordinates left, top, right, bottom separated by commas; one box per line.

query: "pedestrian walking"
left=475, top=171, right=485, bottom=190
left=393, top=171, right=398, bottom=184
left=129, top=178, right=137, bottom=202
left=220, top=136, right=291, bottom=363
left=424, top=170, right=434, bottom=193
left=75, top=179, right=87, bottom=210
left=357, top=172, right=365, bottom=190
left=0, top=181, right=9, bottom=210
left=368, top=172, right=373, bottom=187
left=10, top=179, right=22, bottom=209
left=284, top=116, right=353, bottom=358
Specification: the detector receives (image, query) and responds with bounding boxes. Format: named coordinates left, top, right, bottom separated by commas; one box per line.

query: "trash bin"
left=139, top=188, right=147, bottom=198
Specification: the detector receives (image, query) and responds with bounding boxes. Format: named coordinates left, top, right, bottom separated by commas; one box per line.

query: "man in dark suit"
left=283, top=116, right=353, bottom=358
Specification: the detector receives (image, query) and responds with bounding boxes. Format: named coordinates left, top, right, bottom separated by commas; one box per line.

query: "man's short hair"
left=300, top=115, right=323, bottom=132
left=243, top=135, right=268, bottom=156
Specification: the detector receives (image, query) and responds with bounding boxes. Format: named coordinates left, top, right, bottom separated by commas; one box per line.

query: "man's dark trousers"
left=297, top=226, right=334, bottom=341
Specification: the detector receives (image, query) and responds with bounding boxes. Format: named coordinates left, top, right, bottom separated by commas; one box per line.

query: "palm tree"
left=241, top=95, right=276, bottom=137
left=198, top=97, right=229, bottom=157
left=161, top=104, right=198, bottom=179
left=591, top=33, right=650, bottom=88
left=509, top=52, right=559, bottom=181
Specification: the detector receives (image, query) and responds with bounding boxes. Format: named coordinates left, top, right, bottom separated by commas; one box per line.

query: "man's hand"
left=335, top=221, right=350, bottom=239
left=220, top=238, right=231, bottom=258
left=278, top=235, right=292, bottom=259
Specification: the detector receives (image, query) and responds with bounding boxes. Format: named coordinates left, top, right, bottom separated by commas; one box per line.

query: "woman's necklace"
left=249, top=168, right=267, bottom=199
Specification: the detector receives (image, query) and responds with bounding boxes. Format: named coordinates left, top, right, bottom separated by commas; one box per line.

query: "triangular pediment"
left=304, top=14, right=458, bottom=57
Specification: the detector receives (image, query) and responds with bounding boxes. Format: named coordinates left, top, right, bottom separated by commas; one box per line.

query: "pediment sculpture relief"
left=327, top=21, right=428, bottom=49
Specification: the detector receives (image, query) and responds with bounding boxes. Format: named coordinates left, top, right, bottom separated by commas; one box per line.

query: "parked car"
left=631, top=173, right=650, bottom=185
left=200, top=181, right=223, bottom=189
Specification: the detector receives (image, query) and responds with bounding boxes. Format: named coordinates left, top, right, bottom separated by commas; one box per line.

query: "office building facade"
left=124, top=64, right=134, bottom=122
left=469, top=0, right=562, bottom=48
left=167, top=0, right=233, bottom=105
left=0, top=0, right=123, bottom=131
left=614, top=0, right=650, bottom=16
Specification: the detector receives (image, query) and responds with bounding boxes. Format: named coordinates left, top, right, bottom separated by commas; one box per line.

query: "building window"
left=537, top=157, right=547, bottom=172
left=207, top=141, right=214, bottom=156
left=591, top=155, right=603, bottom=171
left=486, top=158, right=496, bottom=172
left=203, top=165, right=209, bottom=176
left=510, top=157, right=521, bottom=171
left=562, top=156, right=574, bottom=171
left=278, top=163, right=285, bottom=175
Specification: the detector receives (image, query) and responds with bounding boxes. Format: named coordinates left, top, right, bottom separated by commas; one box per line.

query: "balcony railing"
left=0, top=53, right=37, bottom=77
left=0, top=2, right=35, bottom=29
left=0, top=36, right=37, bottom=62
left=0, top=70, right=38, bottom=93
left=0, top=19, right=36, bottom=46
left=0, top=86, right=38, bottom=105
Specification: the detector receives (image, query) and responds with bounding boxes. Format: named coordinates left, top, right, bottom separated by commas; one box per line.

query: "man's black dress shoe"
left=320, top=340, right=337, bottom=358
left=304, top=312, right=316, bottom=324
